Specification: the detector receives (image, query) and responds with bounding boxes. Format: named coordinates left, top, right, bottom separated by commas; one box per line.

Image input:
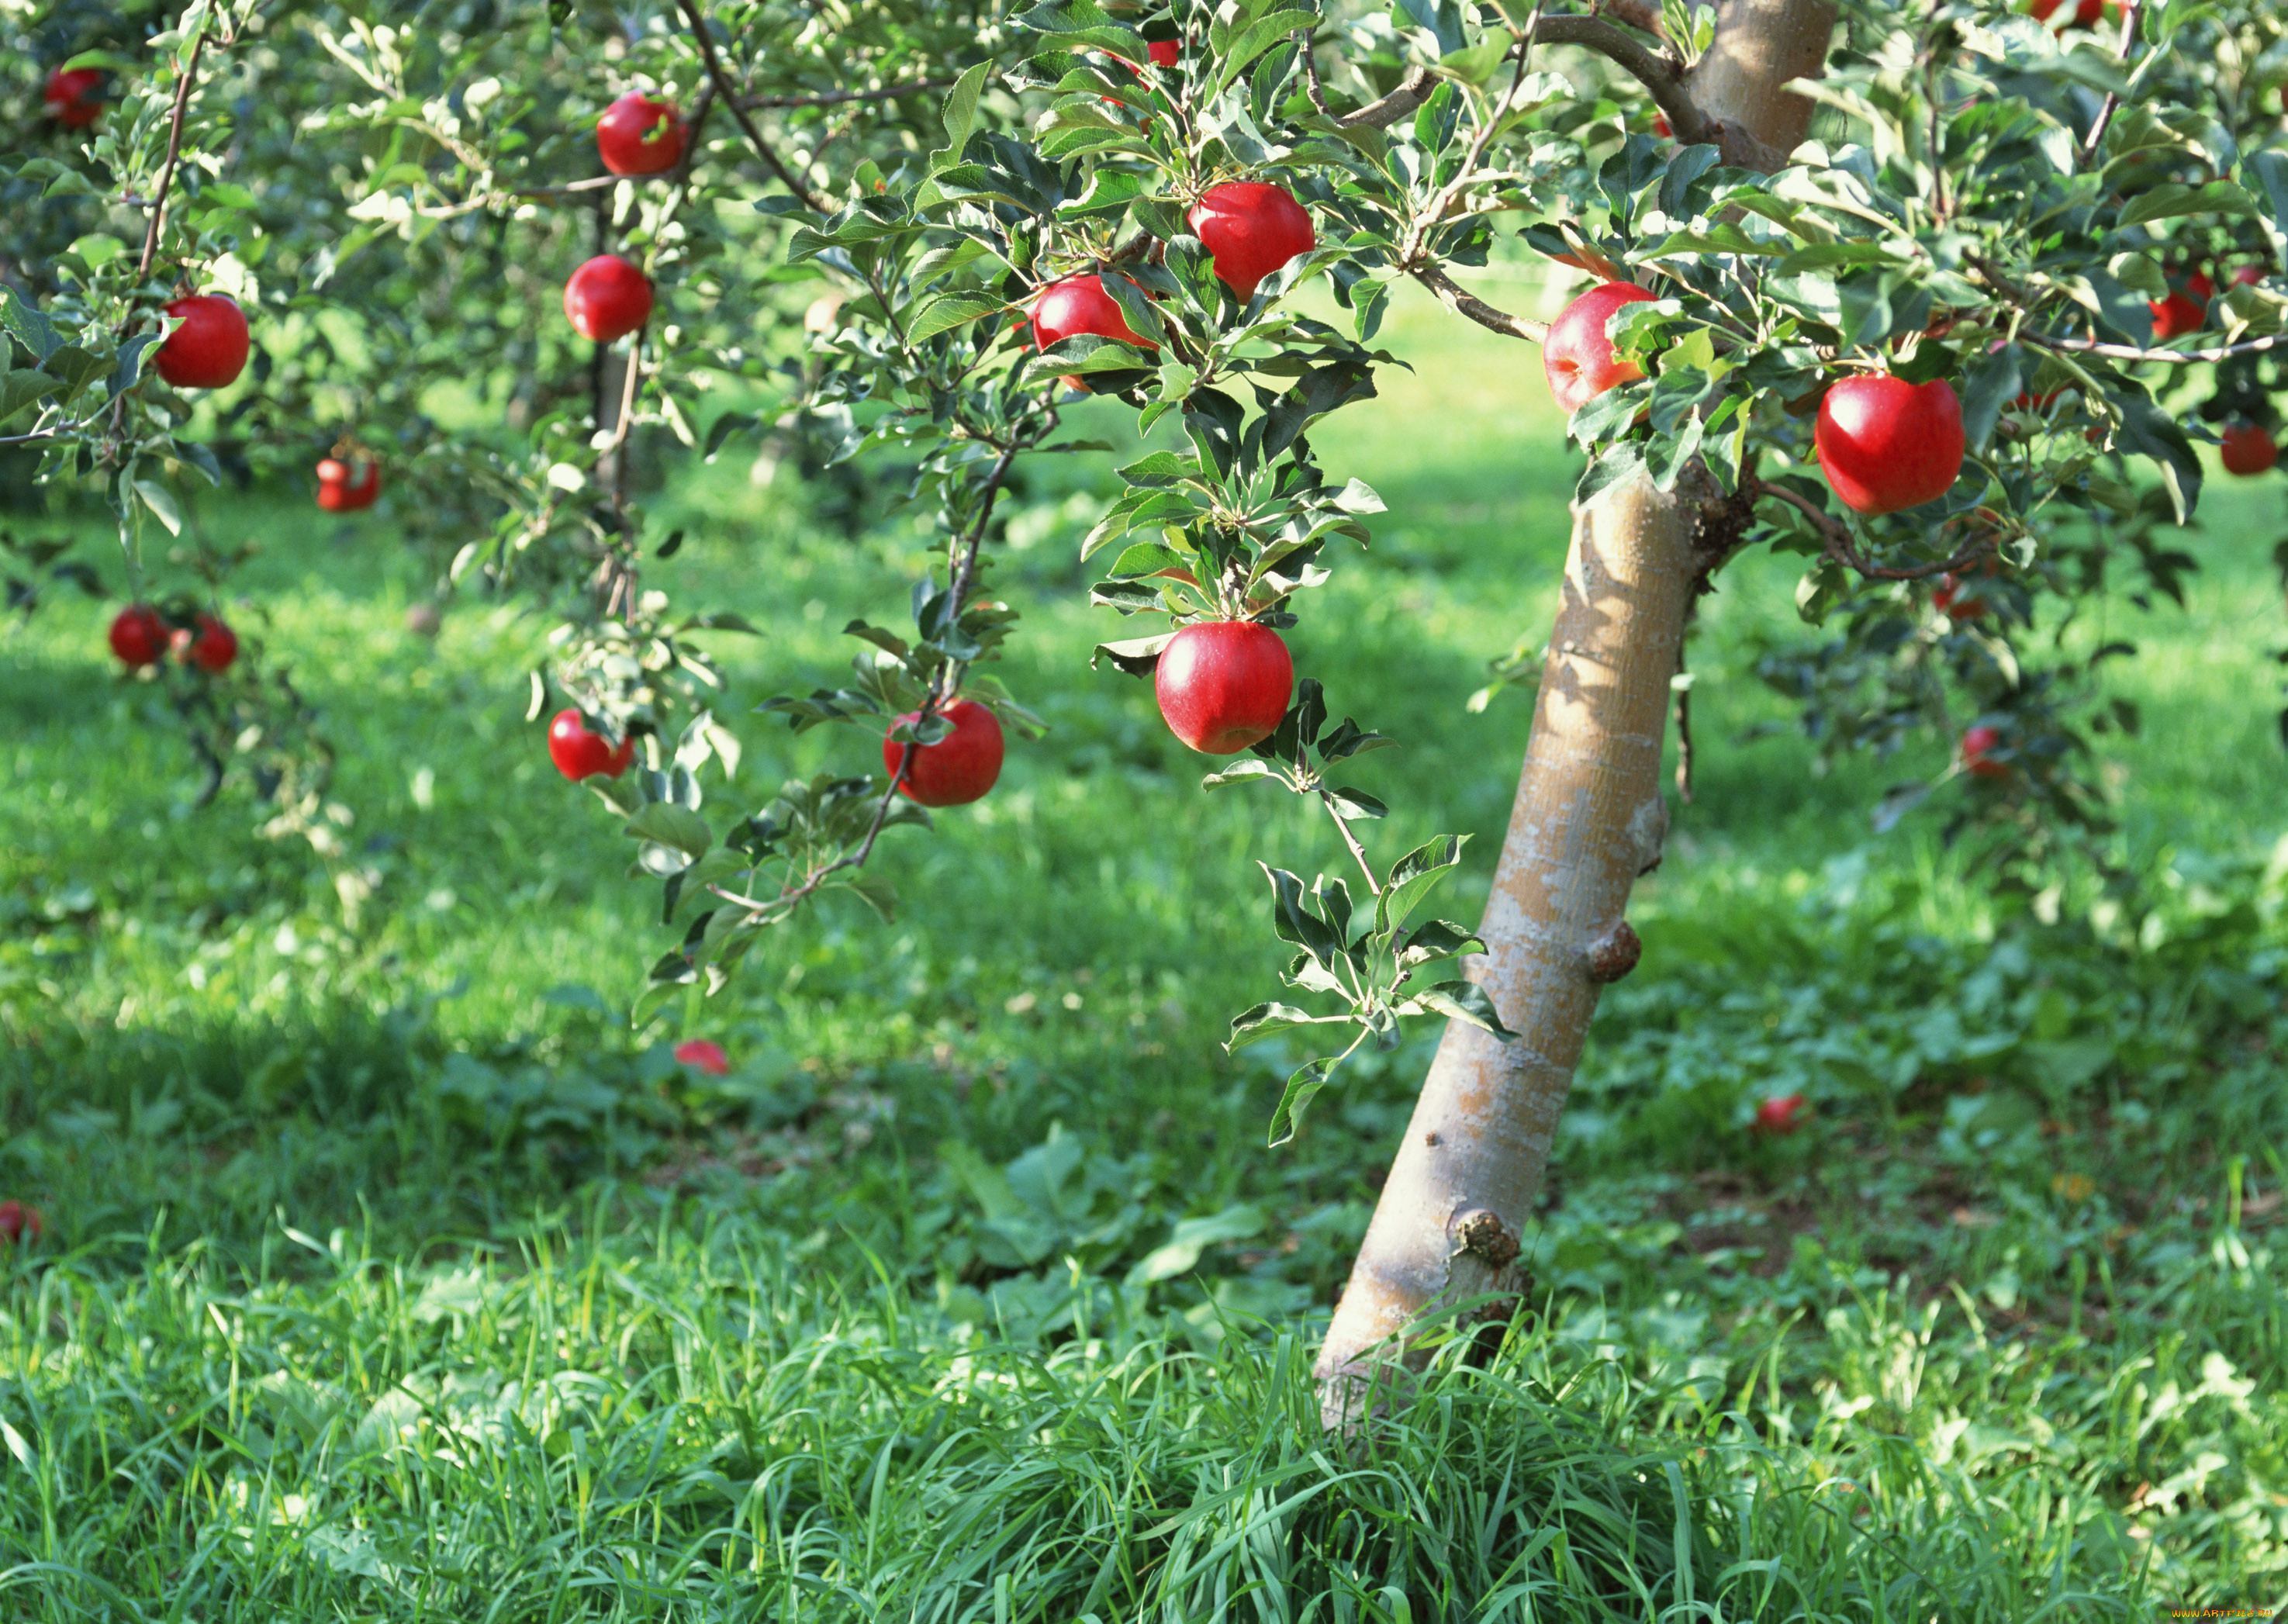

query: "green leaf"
left=0, top=290, right=60, bottom=365
left=1411, top=980, right=1518, bottom=1040
left=133, top=480, right=181, bottom=536
left=1127, top=1204, right=1265, bottom=1284
left=1090, top=632, right=1173, bottom=676
left=0, top=369, right=60, bottom=429
left=907, top=292, right=1005, bottom=342
left=625, top=802, right=714, bottom=859
left=1267, top=1052, right=1342, bottom=1147
left=939, top=59, right=991, bottom=158
left=1376, top=834, right=1466, bottom=936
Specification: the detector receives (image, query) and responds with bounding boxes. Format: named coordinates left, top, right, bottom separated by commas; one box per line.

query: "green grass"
left=2, top=283, right=2286, bottom=1617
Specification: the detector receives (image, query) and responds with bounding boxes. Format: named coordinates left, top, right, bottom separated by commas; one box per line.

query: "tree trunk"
left=1315, top=0, right=1839, bottom=1428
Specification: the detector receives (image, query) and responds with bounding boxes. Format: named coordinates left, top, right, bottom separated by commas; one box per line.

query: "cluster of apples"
left=1545, top=277, right=2080, bottom=785
left=556, top=92, right=687, bottom=346
left=107, top=602, right=237, bottom=672
left=548, top=174, right=1316, bottom=806
left=1545, top=278, right=1968, bottom=517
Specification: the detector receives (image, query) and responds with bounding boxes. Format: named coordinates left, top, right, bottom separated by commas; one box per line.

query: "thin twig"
left=137, top=27, right=209, bottom=281
left=707, top=411, right=1051, bottom=926
left=2079, top=0, right=2138, bottom=162
left=2021, top=327, right=2288, bottom=365
left=738, top=78, right=956, bottom=111
left=1408, top=264, right=1550, bottom=344
left=673, top=0, right=832, bottom=211
left=1337, top=65, right=1435, bottom=130
left=1319, top=790, right=1384, bottom=896
left=1297, top=26, right=1330, bottom=115
left=1753, top=479, right=1993, bottom=581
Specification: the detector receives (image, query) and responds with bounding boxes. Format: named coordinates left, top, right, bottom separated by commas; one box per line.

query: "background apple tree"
left=6, top=0, right=2288, bottom=1408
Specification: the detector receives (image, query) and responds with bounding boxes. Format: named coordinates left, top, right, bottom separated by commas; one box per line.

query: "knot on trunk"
left=1449, top=1207, right=1521, bottom=1269
left=1585, top=921, right=1642, bottom=983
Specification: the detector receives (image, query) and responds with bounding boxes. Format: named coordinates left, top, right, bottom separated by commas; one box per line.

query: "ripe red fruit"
left=1751, top=1094, right=1806, bottom=1135
left=2031, top=0, right=2105, bottom=22
left=2149, top=290, right=2204, bottom=341
left=184, top=613, right=237, bottom=673
left=564, top=255, right=653, bottom=343
left=1154, top=621, right=1294, bottom=755
left=1032, top=274, right=1158, bottom=391
left=883, top=697, right=1004, bottom=807
left=153, top=294, right=250, bottom=390
left=1813, top=375, right=1965, bottom=515
left=1961, top=724, right=2010, bottom=779
left=316, top=456, right=382, bottom=512
left=1653, top=112, right=1672, bottom=137
left=0, top=1201, right=42, bottom=1246
left=1187, top=181, right=1316, bottom=302
left=596, top=91, right=687, bottom=176
left=674, top=1038, right=731, bottom=1076
left=1543, top=282, right=1657, bottom=414
left=44, top=67, right=101, bottom=126
left=2220, top=422, right=2277, bottom=476
left=2231, top=264, right=2266, bottom=288
left=2185, top=271, right=2215, bottom=302
left=1933, top=573, right=1987, bottom=620
left=109, top=603, right=168, bottom=667
left=548, top=709, right=636, bottom=781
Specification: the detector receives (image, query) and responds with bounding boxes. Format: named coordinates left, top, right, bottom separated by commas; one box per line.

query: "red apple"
left=1751, top=1094, right=1806, bottom=1135
left=316, top=456, right=382, bottom=512
left=548, top=709, right=636, bottom=780
left=1031, top=274, right=1158, bottom=391
left=44, top=67, right=101, bottom=127
left=2149, top=290, right=2204, bottom=341
left=153, top=293, right=250, bottom=390
left=2231, top=264, right=2266, bottom=288
left=2221, top=422, right=2277, bottom=476
left=596, top=91, right=687, bottom=176
left=1187, top=181, right=1315, bottom=302
left=1154, top=621, right=1294, bottom=755
left=0, top=1201, right=42, bottom=1246
left=564, top=255, right=653, bottom=344
left=1543, top=282, right=1657, bottom=414
left=1933, top=572, right=1988, bottom=620
left=2031, top=0, right=2106, bottom=22
left=883, top=697, right=1004, bottom=807
left=1961, top=724, right=2010, bottom=779
left=109, top=603, right=168, bottom=668
left=674, top=1038, right=731, bottom=1076
left=1653, top=112, right=1672, bottom=138
left=1813, top=375, right=1964, bottom=515
left=184, top=612, right=237, bottom=673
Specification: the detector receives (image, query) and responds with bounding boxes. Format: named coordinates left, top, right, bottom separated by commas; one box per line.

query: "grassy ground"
left=2, top=284, right=2286, bottom=1618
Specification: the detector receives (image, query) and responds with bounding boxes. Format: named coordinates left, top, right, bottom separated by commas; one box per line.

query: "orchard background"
left=4, top=0, right=2288, bottom=1614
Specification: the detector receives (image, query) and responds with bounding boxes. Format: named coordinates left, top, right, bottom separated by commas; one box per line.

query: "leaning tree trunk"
left=1316, top=0, right=1839, bottom=1427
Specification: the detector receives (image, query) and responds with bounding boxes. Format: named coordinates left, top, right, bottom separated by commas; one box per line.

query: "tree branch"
left=2020, top=327, right=2288, bottom=366
left=1337, top=66, right=1435, bottom=130
left=737, top=79, right=956, bottom=112
left=1407, top=264, right=1550, bottom=344
left=673, top=0, right=832, bottom=211
left=137, top=27, right=209, bottom=281
left=2079, top=0, right=2138, bottom=162
left=1753, top=478, right=1993, bottom=581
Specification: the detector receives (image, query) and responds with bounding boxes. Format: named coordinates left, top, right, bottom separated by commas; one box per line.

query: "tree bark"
left=1315, top=0, right=1839, bottom=1428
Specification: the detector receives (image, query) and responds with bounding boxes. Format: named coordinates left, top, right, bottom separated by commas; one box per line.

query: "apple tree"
left=8, top=0, right=2288, bottom=1420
